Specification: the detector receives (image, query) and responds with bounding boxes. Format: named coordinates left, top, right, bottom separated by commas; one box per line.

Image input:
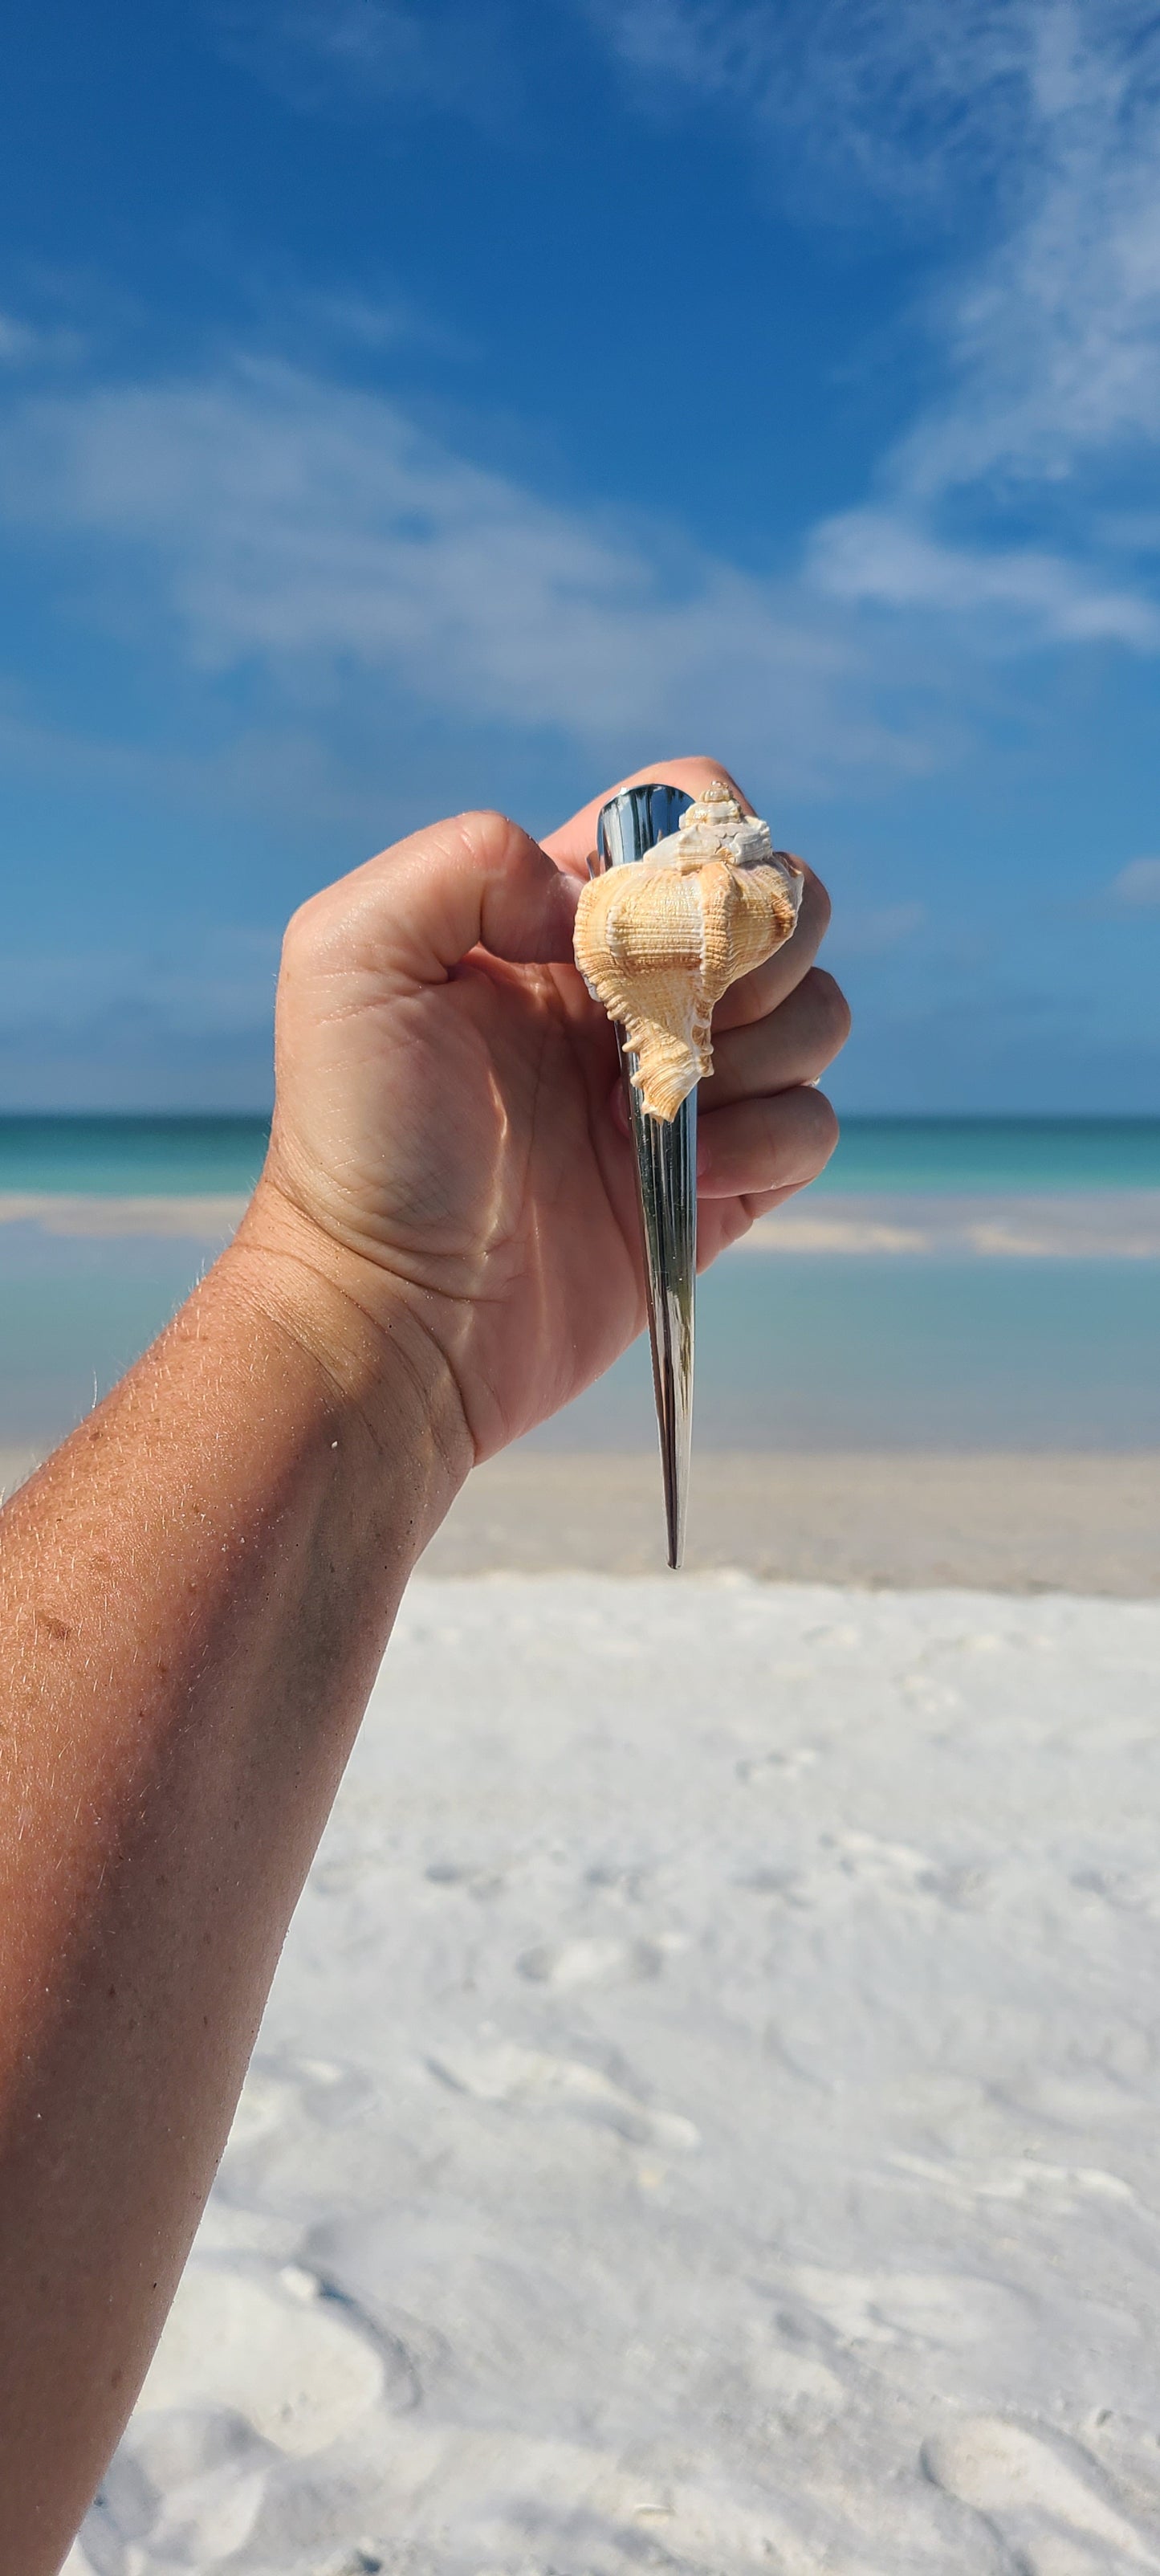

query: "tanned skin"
left=0, top=759, right=849, bottom=2570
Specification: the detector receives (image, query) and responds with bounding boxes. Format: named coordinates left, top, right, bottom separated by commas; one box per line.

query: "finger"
left=713, top=862, right=832, bottom=1031
left=294, top=809, right=579, bottom=987
left=705, top=968, right=851, bottom=1107
left=696, top=1178, right=808, bottom=1266
left=696, top=1083, right=839, bottom=1200
left=541, top=755, right=753, bottom=880
left=735, top=1184, right=809, bottom=1221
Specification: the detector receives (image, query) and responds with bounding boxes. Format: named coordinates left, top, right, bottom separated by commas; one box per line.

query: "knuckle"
left=280, top=881, right=364, bottom=981
left=798, top=865, right=832, bottom=939
left=280, top=895, right=322, bottom=966
left=804, top=1087, right=840, bottom=1166
left=457, top=806, right=510, bottom=836
left=447, top=807, right=519, bottom=869
left=806, top=967, right=853, bottom=1051
left=653, top=754, right=743, bottom=799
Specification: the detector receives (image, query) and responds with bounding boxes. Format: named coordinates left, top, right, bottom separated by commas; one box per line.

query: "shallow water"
left=2, top=1224, right=1158, bottom=1457
left=3, top=1113, right=1160, bottom=1196
left=533, top=1251, right=1160, bottom=1452
left=2, top=1117, right=1158, bottom=1459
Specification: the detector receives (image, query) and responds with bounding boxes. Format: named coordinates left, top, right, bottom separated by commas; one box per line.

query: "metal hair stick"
left=594, top=783, right=696, bottom=1569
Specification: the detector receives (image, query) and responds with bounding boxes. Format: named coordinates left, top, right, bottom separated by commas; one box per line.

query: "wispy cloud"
left=1111, top=857, right=1160, bottom=907
left=0, top=310, right=84, bottom=370
left=588, top=0, right=1041, bottom=212
left=0, top=313, right=40, bottom=366
left=827, top=899, right=926, bottom=960
left=0, top=923, right=282, bottom=1109
left=809, top=511, right=1160, bottom=650
left=0, top=356, right=938, bottom=790
left=0, top=927, right=279, bottom=1037
left=6, top=2, right=1160, bottom=829
left=588, top=0, right=1160, bottom=654
left=216, top=0, right=511, bottom=120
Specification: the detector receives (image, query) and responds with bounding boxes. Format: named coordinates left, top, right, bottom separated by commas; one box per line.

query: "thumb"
left=357, top=808, right=580, bottom=987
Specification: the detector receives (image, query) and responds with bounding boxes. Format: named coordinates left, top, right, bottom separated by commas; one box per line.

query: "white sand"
left=67, top=1575, right=1160, bottom=2575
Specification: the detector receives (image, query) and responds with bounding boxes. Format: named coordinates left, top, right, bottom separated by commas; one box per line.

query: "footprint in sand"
left=427, top=2040, right=698, bottom=2150
left=923, top=2417, right=1160, bottom=2570
left=225, top=2053, right=366, bottom=2149
left=794, top=2266, right=1028, bottom=2350
left=516, top=1935, right=661, bottom=1988
left=75, top=2408, right=271, bottom=2571
left=136, top=2257, right=386, bottom=2458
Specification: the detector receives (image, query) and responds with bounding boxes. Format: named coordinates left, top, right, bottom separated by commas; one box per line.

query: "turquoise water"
left=821, top=1116, right=1160, bottom=1193
left=2, top=1115, right=1160, bottom=1196
left=0, top=1118, right=1158, bottom=1453
left=536, top=1255, right=1160, bottom=1451
left=0, top=1225, right=1157, bottom=1455
left=0, top=1115, right=271, bottom=1196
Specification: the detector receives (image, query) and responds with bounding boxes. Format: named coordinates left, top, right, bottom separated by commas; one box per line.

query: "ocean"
left=2, top=1115, right=1158, bottom=1457
left=2, top=1112, right=1160, bottom=1196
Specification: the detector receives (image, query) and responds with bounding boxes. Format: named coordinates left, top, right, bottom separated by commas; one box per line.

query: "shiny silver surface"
left=594, top=783, right=696, bottom=1569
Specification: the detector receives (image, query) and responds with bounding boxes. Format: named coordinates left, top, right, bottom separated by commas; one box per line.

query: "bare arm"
left=0, top=762, right=848, bottom=2570
left=0, top=1230, right=469, bottom=2563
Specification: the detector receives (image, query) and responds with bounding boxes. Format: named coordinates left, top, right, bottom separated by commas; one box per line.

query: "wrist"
left=223, top=1180, right=475, bottom=1526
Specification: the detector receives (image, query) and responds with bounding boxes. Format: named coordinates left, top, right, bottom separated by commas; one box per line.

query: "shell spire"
left=574, top=783, right=803, bottom=1120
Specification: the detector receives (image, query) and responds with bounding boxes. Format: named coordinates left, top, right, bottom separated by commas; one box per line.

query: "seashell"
left=574, top=782, right=804, bottom=1121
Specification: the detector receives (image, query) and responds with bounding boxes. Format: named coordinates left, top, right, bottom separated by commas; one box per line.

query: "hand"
left=252, top=757, right=849, bottom=1463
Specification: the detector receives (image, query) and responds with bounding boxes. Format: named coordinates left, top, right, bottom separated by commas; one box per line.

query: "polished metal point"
left=593, top=783, right=696, bottom=1570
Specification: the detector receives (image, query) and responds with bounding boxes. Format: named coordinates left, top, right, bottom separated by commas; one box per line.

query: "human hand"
left=250, top=757, right=849, bottom=1465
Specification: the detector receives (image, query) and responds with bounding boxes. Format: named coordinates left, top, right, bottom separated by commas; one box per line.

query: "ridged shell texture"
left=575, top=784, right=802, bottom=1120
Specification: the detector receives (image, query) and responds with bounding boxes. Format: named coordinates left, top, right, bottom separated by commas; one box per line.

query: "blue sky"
left=1, top=0, right=1159, bottom=1109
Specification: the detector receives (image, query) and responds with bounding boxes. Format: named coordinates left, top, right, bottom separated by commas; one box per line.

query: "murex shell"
left=574, top=783, right=804, bottom=1121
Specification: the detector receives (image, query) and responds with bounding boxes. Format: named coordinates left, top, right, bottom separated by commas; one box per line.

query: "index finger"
left=541, top=755, right=754, bottom=881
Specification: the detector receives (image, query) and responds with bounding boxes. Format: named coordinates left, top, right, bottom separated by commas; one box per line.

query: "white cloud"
left=216, top=0, right=508, bottom=119
left=810, top=510, right=1160, bottom=650
left=1, top=2, right=1155, bottom=832
left=0, top=314, right=39, bottom=366
left=1112, top=857, right=1160, bottom=907
left=894, top=16, right=1160, bottom=498
left=828, top=899, right=926, bottom=960
left=0, top=927, right=279, bottom=1033
left=588, top=0, right=1041, bottom=210
left=589, top=0, right=1160, bottom=654
left=10, top=0, right=1160, bottom=816
left=0, top=357, right=938, bottom=789
left=0, top=311, right=83, bottom=370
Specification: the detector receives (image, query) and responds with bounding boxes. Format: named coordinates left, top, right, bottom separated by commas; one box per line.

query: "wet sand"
left=8, top=1440, right=1158, bottom=1596
left=425, top=1449, right=1160, bottom=1596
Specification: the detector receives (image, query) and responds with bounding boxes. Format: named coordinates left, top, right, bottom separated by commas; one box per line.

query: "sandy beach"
left=66, top=1569, right=1160, bottom=2574
left=427, top=1449, right=1160, bottom=1596
left=9, top=1443, right=1160, bottom=1596
left=8, top=1168, right=1158, bottom=2565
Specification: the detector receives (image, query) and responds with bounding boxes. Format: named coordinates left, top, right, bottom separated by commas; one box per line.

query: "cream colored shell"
left=575, top=785, right=803, bottom=1121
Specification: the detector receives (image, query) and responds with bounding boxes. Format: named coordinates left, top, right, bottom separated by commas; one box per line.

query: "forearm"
left=0, top=1193, right=469, bottom=2569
